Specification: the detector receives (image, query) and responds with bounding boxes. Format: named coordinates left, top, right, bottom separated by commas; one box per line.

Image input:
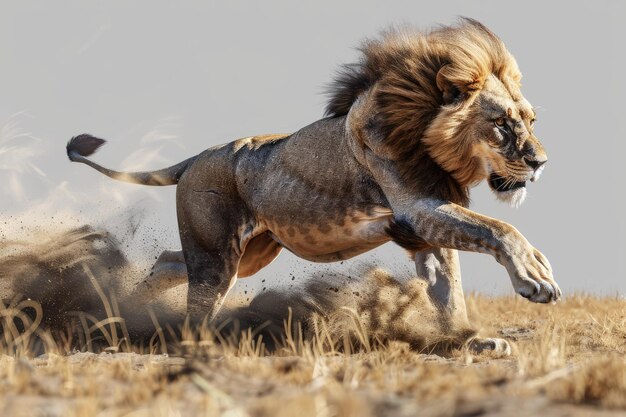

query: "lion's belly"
left=265, top=208, right=393, bottom=262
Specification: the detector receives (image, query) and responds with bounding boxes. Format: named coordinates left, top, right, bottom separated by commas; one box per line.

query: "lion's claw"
left=504, top=243, right=561, bottom=304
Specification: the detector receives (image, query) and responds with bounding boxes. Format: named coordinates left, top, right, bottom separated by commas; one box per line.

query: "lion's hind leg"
left=130, top=250, right=187, bottom=303
left=176, top=189, right=250, bottom=322
left=129, top=232, right=282, bottom=303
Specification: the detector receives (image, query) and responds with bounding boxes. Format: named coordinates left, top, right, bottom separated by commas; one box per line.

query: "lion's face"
left=470, top=75, right=547, bottom=207
left=423, top=72, right=547, bottom=208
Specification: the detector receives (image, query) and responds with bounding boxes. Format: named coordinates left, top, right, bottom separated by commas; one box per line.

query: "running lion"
left=66, top=18, right=560, bottom=354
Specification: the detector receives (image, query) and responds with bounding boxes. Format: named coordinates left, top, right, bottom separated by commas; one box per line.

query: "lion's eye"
left=494, top=118, right=506, bottom=127
left=530, top=118, right=536, bottom=127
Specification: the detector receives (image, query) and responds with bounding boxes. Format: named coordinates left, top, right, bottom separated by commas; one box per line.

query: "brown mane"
left=326, top=18, right=522, bottom=206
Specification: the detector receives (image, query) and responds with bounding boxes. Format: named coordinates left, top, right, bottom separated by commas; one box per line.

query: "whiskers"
left=490, top=173, right=522, bottom=191
left=488, top=171, right=528, bottom=207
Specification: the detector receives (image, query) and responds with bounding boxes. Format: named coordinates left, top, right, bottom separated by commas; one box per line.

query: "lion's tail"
left=66, top=134, right=196, bottom=186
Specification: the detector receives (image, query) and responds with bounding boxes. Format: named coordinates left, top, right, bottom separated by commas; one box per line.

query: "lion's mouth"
left=489, top=173, right=526, bottom=192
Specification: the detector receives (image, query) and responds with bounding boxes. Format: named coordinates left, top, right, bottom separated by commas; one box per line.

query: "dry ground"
left=0, top=225, right=625, bottom=416
left=0, top=294, right=624, bottom=417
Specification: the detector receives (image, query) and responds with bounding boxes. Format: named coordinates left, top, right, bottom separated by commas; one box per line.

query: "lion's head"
left=326, top=18, right=547, bottom=207
left=425, top=60, right=547, bottom=208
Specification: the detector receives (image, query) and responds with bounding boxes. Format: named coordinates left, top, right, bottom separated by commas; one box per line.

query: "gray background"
left=1, top=1, right=624, bottom=296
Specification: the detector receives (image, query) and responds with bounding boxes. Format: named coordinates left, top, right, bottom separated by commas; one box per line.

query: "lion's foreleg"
left=397, top=199, right=561, bottom=304
left=414, top=247, right=510, bottom=356
left=414, top=248, right=469, bottom=327
left=362, top=153, right=560, bottom=304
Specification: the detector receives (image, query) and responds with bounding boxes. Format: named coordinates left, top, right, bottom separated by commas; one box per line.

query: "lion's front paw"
left=506, top=245, right=561, bottom=303
left=468, top=337, right=511, bottom=357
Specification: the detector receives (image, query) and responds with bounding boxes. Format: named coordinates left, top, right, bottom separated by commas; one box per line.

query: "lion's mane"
left=325, top=18, right=522, bottom=206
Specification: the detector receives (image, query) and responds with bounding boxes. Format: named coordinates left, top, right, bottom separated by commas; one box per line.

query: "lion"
left=66, top=18, right=560, bottom=355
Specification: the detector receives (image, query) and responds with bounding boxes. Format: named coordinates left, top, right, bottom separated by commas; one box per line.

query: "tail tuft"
left=67, top=134, right=106, bottom=161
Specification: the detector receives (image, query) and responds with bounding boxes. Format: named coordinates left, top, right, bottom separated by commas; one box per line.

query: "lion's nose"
left=525, top=157, right=547, bottom=182
left=523, top=157, right=547, bottom=170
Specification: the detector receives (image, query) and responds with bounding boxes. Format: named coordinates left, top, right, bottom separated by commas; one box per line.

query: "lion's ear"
left=436, top=64, right=479, bottom=105
left=436, top=65, right=465, bottom=104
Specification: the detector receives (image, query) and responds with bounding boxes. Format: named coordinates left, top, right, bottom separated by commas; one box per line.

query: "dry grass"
left=0, top=225, right=624, bottom=416
left=0, top=294, right=624, bottom=417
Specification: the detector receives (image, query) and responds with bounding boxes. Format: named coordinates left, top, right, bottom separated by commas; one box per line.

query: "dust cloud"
left=0, top=215, right=449, bottom=353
